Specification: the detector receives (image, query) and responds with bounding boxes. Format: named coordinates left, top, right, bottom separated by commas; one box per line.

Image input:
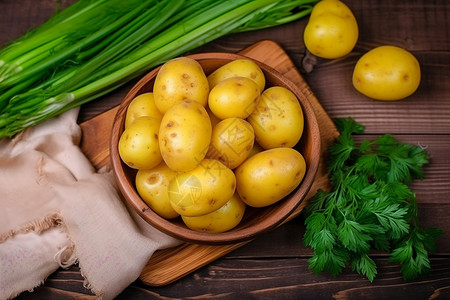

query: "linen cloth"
left=0, top=108, right=180, bottom=299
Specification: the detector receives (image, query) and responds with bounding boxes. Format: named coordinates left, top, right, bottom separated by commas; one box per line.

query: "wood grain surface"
left=2, top=0, right=449, bottom=299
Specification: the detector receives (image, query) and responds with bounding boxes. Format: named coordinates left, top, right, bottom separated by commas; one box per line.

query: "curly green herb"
left=303, top=117, right=442, bottom=282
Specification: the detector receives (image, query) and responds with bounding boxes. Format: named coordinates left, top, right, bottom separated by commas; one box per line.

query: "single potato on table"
left=304, top=0, right=358, bottom=59
left=352, top=45, right=421, bottom=101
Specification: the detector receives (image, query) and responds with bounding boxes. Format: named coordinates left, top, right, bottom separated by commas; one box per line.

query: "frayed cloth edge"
left=0, top=212, right=63, bottom=243
left=78, top=259, right=106, bottom=300
left=2, top=220, right=78, bottom=300
left=5, top=279, right=47, bottom=300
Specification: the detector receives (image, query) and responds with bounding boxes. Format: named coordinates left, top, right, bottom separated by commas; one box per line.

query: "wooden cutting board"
left=79, top=40, right=338, bottom=287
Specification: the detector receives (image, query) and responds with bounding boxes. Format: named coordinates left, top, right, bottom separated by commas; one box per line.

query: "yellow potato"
left=153, top=57, right=209, bottom=113
left=181, top=192, right=246, bottom=233
left=118, top=116, right=162, bottom=170
left=135, top=162, right=179, bottom=219
left=168, top=159, right=236, bottom=217
left=207, top=59, right=266, bottom=92
left=124, top=92, right=163, bottom=129
left=304, top=0, right=359, bottom=59
left=206, top=117, right=254, bottom=169
left=352, top=45, right=421, bottom=101
left=247, top=86, right=304, bottom=149
left=159, top=99, right=212, bottom=172
left=235, top=147, right=306, bottom=207
left=208, top=76, right=260, bottom=119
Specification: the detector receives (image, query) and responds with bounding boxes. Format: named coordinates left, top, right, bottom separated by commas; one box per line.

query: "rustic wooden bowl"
left=110, top=52, right=321, bottom=245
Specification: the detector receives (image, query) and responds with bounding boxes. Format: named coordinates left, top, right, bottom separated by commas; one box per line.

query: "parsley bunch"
left=303, top=118, right=442, bottom=282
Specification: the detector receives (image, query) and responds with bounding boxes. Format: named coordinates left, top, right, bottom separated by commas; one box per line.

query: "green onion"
left=0, top=0, right=318, bottom=138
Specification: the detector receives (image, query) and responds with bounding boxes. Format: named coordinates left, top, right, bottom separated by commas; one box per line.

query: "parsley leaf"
left=350, top=253, right=378, bottom=282
left=303, top=117, right=443, bottom=282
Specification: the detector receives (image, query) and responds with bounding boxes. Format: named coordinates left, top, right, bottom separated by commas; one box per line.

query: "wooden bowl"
left=110, top=52, right=321, bottom=245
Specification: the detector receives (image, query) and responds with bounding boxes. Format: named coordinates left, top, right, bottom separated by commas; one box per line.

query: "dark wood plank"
left=0, top=0, right=75, bottom=46
left=349, top=0, right=450, bottom=51
left=16, top=256, right=450, bottom=300
left=134, top=257, right=450, bottom=300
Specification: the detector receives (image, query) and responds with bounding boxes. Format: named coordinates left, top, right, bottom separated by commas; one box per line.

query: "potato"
left=247, top=86, right=304, bottom=149
left=208, top=76, right=260, bottom=119
left=153, top=57, right=209, bottom=113
left=135, top=162, right=179, bottom=219
left=207, top=59, right=266, bottom=92
left=206, top=117, right=254, bottom=169
left=304, top=0, right=358, bottom=59
left=118, top=116, right=162, bottom=170
left=124, top=92, right=163, bottom=129
left=181, top=192, right=246, bottom=233
left=168, top=159, right=236, bottom=217
left=352, top=45, right=421, bottom=101
left=235, top=147, right=306, bottom=207
left=159, top=99, right=212, bottom=172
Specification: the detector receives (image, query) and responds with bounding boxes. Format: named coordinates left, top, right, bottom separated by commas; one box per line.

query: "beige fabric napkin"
left=0, top=108, right=180, bottom=299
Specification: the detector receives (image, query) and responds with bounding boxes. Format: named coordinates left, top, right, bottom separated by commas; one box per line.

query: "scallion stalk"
left=0, top=0, right=318, bottom=138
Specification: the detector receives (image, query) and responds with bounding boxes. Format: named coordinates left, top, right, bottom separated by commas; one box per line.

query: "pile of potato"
left=118, top=57, right=306, bottom=233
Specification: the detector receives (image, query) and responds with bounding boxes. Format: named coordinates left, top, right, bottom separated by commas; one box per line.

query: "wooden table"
left=2, top=0, right=450, bottom=299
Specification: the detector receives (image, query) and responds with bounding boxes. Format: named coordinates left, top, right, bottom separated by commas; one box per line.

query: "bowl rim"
left=110, top=52, right=321, bottom=245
